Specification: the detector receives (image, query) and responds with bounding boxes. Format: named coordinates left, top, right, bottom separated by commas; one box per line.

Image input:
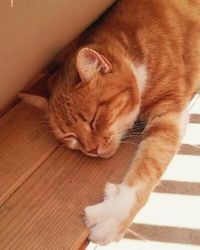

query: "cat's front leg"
left=84, top=182, right=143, bottom=245
left=85, top=110, right=187, bottom=245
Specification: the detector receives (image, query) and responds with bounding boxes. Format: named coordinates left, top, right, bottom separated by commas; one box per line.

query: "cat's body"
left=62, top=0, right=200, bottom=119
left=21, top=0, right=200, bottom=245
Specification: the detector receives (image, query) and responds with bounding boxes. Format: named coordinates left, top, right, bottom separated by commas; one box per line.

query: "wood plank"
left=0, top=141, right=139, bottom=249
left=79, top=240, right=89, bottom=250
left=0, top=97, right=19, bottom=117
left=0, top=102, right=58, bottom=206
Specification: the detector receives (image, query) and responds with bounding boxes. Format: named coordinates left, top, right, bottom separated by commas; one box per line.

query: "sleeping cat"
left=20, top=0, right=200, bottom=245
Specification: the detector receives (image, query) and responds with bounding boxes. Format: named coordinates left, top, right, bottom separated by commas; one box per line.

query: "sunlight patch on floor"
left=188, top=94, right=200, bottom=114
left=163, top=155, right=200, bottom=182
left=182, top=123, right=200, bottom=145
left=88, top=239, right=200, bottom=250
left=134, top=193, right=200, bottom=229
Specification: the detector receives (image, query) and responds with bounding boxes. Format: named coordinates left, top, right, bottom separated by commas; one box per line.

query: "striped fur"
left=21, top=0, right=200, bottom=245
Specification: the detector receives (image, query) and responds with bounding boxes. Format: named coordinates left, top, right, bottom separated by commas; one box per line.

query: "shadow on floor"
left=126, top=223, right=200, bottom=246
left=178, top=144, right=200, bottom=156
left=155, top=180, right=200, bottom=196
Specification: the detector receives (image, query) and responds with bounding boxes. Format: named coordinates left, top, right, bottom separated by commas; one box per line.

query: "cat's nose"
left=87, top=145, right=98, bottom=155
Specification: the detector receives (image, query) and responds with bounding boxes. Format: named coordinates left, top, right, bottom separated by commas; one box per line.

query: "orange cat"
left=20, top=0, right=200, bottom=245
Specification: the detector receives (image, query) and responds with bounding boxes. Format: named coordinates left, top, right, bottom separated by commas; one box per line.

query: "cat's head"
left=20, top=48, right=140, bottom=158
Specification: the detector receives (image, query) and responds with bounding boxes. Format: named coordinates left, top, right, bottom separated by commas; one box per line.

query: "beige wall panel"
left=0, top=0, right=115, bottom=110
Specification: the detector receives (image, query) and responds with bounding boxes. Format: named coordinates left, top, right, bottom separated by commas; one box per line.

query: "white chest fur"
left=126, top=59, right=148, bottom=94
left=135, top=64, right=148, bottom=93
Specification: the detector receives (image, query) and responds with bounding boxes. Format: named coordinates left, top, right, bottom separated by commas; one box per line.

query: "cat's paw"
left=84, top=183, right=138, bottom=245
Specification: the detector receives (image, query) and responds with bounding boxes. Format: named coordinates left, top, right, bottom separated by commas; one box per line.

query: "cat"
left=20, top=0, right=200, bottom=245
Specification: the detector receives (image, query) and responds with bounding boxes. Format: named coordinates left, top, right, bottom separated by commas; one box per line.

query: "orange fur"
left=21, top=0, right=200, bottom=244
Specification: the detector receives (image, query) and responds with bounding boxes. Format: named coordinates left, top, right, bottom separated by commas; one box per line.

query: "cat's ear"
left=18, top=73, right=50, bottom=113
left=18, top=93, right=48, bottom=113
left=19, top=63, right=61, bottom=112
left=76, top=48, right=112, bottom=82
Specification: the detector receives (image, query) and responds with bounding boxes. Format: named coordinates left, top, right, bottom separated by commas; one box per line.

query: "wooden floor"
left=0, top=101, right=139, bottom=249
left=0, top=97, right=200, bottom=250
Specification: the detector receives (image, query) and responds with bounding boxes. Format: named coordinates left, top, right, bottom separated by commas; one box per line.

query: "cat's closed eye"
left=90, top=109, right=98, bottom=130
left=65, top=135, right=77, bottom=140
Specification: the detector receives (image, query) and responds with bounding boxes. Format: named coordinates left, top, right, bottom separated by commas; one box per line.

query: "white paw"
left=84, top=183, right=137, bottom=245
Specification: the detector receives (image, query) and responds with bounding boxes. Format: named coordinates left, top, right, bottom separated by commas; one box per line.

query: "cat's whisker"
left=37, top=121, right=51, bottom=125
left=122, top=132, right=143, bottom=137
left=132, top=121, right=147, bottom=126
left=34, top=124, right=52, bottom=129
left=126, top=122, right=166, bottom=135
left=125, top=130, right=143, bottom=135
left=122, top=136, right=142, bottom=141
left=32, top=120, right=51, bottom=127
left=29, top=123, right=53, bottom=133
left=131, top=124, right=146, bottom=129
left=29, top=127, right=48, bottom=133
left=124, top=139, right=142, bottom=142
left=128, top=132, right=143, bottom=135
left=126, top=130, right=143, bottom=134
left=35, top=123, right=52, bottom=129
left=118, top=129, right=143, bottom=136
left=120, top=141, right=139, bottom=146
